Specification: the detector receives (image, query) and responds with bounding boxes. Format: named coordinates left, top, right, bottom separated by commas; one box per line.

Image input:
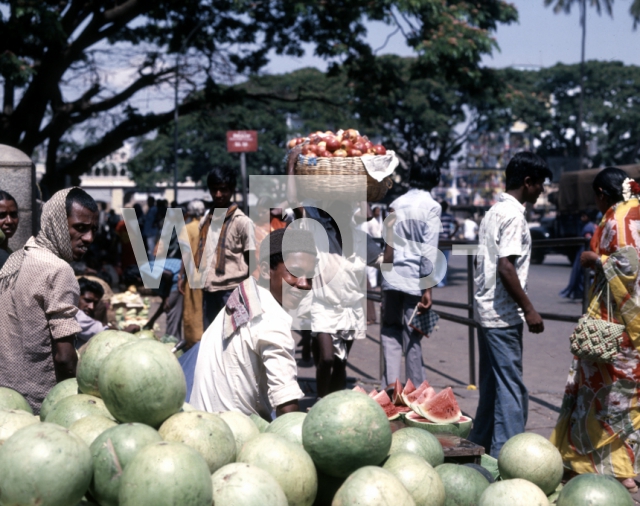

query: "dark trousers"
left=202, top=289, right=233, bottom=330
left=469, top=324, right=528, bottom=458
left=165, top=290, right=184, bottom=339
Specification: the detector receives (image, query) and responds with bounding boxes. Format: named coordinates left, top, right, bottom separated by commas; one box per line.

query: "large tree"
left=493, top=61, right=640, bottom=167
left=129, top=58, right=502, bottom=194
left=0, top=0, right=517, bottom=196
left=543, top=0, right=640, bottom=165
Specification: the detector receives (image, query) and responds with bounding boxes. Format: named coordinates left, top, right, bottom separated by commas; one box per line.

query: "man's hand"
left=52, top=336, right=78, bottom=380
left=524, top=308, right=544, bottom=334
left=417, top=289, right=432, bottom=314
left=497, top=256, right=545, bottom=334
left=580, top=251, right=599, bottom=269
left=275, top=400, right=299, bottom=417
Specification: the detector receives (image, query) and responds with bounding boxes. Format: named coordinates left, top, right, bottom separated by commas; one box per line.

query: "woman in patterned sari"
left=551, top=167, right=640, bottom=493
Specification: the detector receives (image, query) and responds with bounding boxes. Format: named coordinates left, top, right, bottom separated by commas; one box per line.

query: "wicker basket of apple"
left=288, top=128, right=394, bottom=202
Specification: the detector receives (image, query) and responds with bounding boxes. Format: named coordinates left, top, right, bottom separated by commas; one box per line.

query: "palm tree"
left=544, top=0, right=614, bottom=166
left=545, top=1, right=640, bottom=165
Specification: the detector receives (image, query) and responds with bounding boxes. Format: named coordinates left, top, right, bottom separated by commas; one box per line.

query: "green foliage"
left=0, top=0, right=517, bottom=194
left=493, top=61, right=640, bottom=166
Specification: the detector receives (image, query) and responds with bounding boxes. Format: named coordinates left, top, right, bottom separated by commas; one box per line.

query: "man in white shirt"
left=463, top=216, right=478, bottom=241
left=380, top=162, right=442, bottom=388
left=470, top=151, right=551, bottom=458
left=189, top=228, right=316, bottom=420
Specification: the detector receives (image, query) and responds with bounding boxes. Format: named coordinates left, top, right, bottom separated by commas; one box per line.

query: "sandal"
left=618, top=478, right=639, bottom=494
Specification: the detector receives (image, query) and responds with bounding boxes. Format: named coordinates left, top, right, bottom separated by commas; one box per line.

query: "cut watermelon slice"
left=396, top=406, right=411, bottom=413
left=392, top=378, right=405, bottom=406
left=403, top=379, right=416, bottom=396
left=368, top=389, right=379, bottom=398
left=411, top=386, right=436, bottom=411
left=373, top=390, right=401, bottom=420
left=401, top=380, right=431, bottom=407
left=352, top=385, right=367, bottom=394
left=417, top=387, right=461, bottom=423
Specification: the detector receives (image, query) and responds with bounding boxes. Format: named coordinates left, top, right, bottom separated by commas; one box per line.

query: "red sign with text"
left=226, top=130, right=258, bottom=152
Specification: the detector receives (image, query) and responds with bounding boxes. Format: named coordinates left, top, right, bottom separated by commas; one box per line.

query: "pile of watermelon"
left=0, top=337, right=635, bottom=506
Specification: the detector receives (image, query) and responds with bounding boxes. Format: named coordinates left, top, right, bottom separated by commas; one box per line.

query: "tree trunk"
left=578, top=0, right=587, bottom=168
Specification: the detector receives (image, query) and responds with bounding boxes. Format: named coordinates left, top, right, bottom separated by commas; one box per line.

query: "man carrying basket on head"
left=286, top=140, right=388, bottom=399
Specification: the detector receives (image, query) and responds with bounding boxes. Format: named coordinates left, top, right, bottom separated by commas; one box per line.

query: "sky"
left=262, top=0, right=640, bottom=74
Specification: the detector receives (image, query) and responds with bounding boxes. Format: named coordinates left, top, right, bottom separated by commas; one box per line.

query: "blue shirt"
left=143, top=207, right=158, bottom=237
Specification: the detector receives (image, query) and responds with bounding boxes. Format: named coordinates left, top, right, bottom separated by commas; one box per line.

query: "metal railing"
left=371, top=237, right=590, bottom=387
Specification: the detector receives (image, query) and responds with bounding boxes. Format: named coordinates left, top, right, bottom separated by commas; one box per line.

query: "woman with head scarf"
left=0, top=187, right=98, bottom=413
left=0, top=190, right=19, bottom=269
left=551, top=167, right=640, bottom=493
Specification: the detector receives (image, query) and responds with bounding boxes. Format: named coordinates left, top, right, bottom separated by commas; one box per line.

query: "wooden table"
left=390, top=419, right=485, bottom=465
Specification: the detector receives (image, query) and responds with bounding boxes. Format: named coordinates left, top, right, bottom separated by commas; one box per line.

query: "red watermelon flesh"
left=368, top=389, right=379, bottom=398
left=417, top=386, right=436, bottom=403
left=352, top=385, right=367, bottom=394
left=396, top=406, right=411, bottom=413
left=403, top=379, right=416, bottom=396
left=419, top=387, right=461, bottom=423
left=402, top=380, right=431, bottom=406
left=392, top=379, right=404, bottom=406
left=373, top=390, right=400, bottom=420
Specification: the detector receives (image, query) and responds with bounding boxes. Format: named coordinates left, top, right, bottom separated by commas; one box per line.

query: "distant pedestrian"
left=463, top=215, right=478, bottom=241
left=196, top=166, right=255, bottom=329
left=470, top=152, right=550, bottom=458
left=0, top=190, right=19, bottom=269
left=559, top=210, right=595, bottom=300
left=437, top=201, right=460, bottom=287
left=143, top=196, right=158, bottom=256
left=180, top=200, right=206, bottom=347
left=380, top=161, right=442, bottom=389
left=0, top=188, right=98, bottom=413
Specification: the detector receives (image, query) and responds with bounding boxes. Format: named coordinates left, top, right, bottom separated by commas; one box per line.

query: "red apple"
left=363, top=140, right=373, bottom=152
left=344, top=129, right=359, bottom=142
left=287, top=139, right=298, bottom=149
left=353, top=141, right=366, bottom=152
left=325, top=137, right=341, bottom=152
left=318, top=151, right=333, bottom=158
left=333, top=149, right=348, bottom=158
left=316, top=141, right=327, bottom=151
left=296, top=137, right=305, bottom=145
left=341, top=139, right=354, bottom=151
left=347, top=148, right=363, bottom=157
left=372, top=144, right=387, bottom=155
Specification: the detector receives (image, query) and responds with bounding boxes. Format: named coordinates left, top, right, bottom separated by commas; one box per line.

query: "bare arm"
left=417, top=288, right=432, bottom=314
left=497, top=256, right=544, bottom=333
left=382, top=207, right=396, bottom=264
left=276, top=400, right=299, bottom=417
left=52, top=337, right=78, bottom=380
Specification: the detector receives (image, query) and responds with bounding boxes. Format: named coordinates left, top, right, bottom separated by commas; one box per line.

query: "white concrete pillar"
left=0, top=145, right=37, bottom=250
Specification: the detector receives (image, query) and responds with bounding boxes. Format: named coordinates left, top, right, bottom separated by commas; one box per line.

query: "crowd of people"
left=2, top=150, right=640, bottom=493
